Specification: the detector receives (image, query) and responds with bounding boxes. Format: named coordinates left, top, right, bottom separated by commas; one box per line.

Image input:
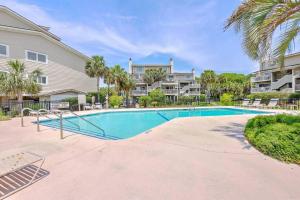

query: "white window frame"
left=36, top=75, right=48, bottom=85
left=0, top=43, right=9, bottom=57
left=25, top=50, right=48, bottom=64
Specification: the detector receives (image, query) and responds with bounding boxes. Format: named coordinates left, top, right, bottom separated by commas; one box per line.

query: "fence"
left=233, top=98, right=300, bottom=110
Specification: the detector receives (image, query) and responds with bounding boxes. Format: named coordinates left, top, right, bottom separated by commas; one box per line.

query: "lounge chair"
left=94, top=103, right=102, bottom=110
left=84, top=103, right=92, bottom=110
left=249, top=99, right=262, bottom=108
left=241, top=99, right=250, bottom=107
left=0, top=151, right=45, bottom=199
left=264, top=98, right=280, bottom=109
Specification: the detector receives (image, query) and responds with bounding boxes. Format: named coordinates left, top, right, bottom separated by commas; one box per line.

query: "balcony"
left=295, top=84, right=300, bottom=91
left=188, top=90, right=200, bottom=95
left=251, top=87, right=271, bottom=93
left=162, top=89, right=178, bottom=95
left=251, top=75, right=271, bottom=83
left=132, top=90, right=147, bottom=96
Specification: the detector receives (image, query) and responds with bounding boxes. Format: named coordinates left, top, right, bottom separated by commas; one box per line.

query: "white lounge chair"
left=0, top=152, right=45, bottom=199
left=94, top=103, right=102, bottom=110
left=249, top=99, right=262, bottom=108
left=241, top=99, right=250, bottom=107
left=265, top=98, right=280, bottom=109
left=84, top=103, right=92, bottom=110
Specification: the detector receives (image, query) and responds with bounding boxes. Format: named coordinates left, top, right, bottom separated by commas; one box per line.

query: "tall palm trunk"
left=97, top=76, right=100, bottom=103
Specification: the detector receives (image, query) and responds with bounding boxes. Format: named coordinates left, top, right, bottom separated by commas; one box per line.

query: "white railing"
left=251, top=75, right=271, bottom=82
left=132, top=90, right=147, bottom=96
left=251, top=87, right=271, bottom=93
left=162, top=89, right=178, bottom=95
left=148, top=81, right=161, bottom=91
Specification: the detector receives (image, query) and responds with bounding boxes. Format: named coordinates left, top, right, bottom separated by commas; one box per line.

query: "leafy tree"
left=109, top=95, right=123, bottom=108
left=119, top=74, right=135, bottom=107
left=143, top=68, right=167, bottom=85
left=85, top=56, right=106, bottom=102
left=149, top=89, right=165, bottom=105
left=138, top=96, right=152, bottom=107
left=199, top=70, right=218, bottom=99
left=225, top=0, right=300, bottom=66
left=111, top=64, right=126, bottom=94
left=0, top=60, right=42, bottom=102
left=103, top=67, right=114, bottom=105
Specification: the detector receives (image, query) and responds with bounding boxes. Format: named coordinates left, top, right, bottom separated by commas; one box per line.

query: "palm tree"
left=120, top=74, right=135, bottom=107
left=143, top=68, right=167, bottom=86
left=85, top=56, right=106, bottom=102
left=0, top=60, right=42, bottom=103
left=111, top=64, right=126, bottom=95
left=103, top=67, right=114, bottom=106
left=225, top=0, right=300, bottom=66
left=200, top=70, right=217, bottom=96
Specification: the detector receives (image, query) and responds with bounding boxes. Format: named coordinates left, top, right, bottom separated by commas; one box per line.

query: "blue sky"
left=0, top=0, right=258, bottom=74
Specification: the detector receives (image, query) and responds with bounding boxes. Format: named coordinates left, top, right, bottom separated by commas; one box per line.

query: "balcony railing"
left=162, top=89, right=178, bottom=95
left=251, top=75, right=271, bottom=82
left=251, top=87, right=271, bottom=93
left=188, top=90, right=200, bottom=95
left=132, top=90, right=147, bottom=96
left=295, top=84, right=300, bottom=91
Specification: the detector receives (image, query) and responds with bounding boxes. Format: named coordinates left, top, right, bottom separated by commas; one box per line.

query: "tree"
left=103, top=67, right=114, bottom=105
left=199, top=70, right=218, bottom=99
left=119, top=74, right=135, bottom=107
left=143, top=68, right=167, bottom=85
left=85, top=56, right=106, bottom=102
left=149, top=89, right=165, bottom=105
left=111, top=64, right=126, bottom=94
left=225, top=0, right=300, bottom=66
left=0, top=60, right=42, bottom=102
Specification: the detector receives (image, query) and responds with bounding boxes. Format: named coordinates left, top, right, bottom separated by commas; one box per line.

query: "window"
left=36, top=76, right=48, bottom=85
left=0, top=44, right=9, bottom=57
left=26, top=50, right=48, bottom=63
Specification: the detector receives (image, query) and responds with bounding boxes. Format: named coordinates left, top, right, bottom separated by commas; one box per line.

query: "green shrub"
left=199, top=94, right=206, bottom=102
left=62, top=97, right=78, bottom=106
left=247, top=92, right=290, bottom=104
left=245, top=114, right=300, bottom=164
left=149, top=89, right=165, bottom=105
left=109, top=95, right=123, bottom=108
left=289, top=93, right=300, bottom=99
left=0, top=109, right=10, bottom=121
left=178, top=96, right=196, bottom=105
left=220, top=93, right=234, bottom=106
left=138, top=96, right=152, bottom=107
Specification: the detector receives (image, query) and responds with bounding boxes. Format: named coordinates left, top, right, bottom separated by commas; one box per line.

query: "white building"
left=129, top=58, right=200, bottom=102
left=0, top=6, right=96, bottom=103
left=251, top=53, right=300, bottom=93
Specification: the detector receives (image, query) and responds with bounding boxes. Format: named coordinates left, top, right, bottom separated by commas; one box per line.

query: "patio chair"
left=241, top=99, right=250, bottom=107
left=249, top=99, right=262, bottom=108
left=0, top=152, right=46, bottom=199
left=84, top=103, right=92, bottom=110
left=265, top=98, right=280, bottom=109
left=94, top=103, right=102, bottom=110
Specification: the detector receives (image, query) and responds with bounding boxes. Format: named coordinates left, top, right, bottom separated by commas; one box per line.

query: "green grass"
left=0, top=114, right=10, bottom=121
left=245, top=114, right=300, bottom=164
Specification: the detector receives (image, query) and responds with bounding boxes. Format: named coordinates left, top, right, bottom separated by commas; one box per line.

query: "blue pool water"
left=39, top=108, right=269, bottom=140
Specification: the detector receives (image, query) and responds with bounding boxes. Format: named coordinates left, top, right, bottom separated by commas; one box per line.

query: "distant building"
left=0, top=6, right=96, bottom=103
left=129, top=58, right=200, bottom=102
left=251, top=53, right=300, bottom=93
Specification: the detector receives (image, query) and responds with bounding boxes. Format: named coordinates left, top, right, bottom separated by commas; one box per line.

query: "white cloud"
left=0, top=0, right=218, bottom=68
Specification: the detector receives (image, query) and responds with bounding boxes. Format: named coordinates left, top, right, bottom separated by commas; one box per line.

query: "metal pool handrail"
left=68, top=111, right=106, bottom=137
left=156, top=110, right=170, bottom=121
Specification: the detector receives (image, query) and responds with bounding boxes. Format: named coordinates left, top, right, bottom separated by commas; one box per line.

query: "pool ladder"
left=21, top=108, right=105, bottom=139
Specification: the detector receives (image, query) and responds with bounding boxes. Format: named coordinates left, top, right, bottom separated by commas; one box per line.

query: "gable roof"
left=0, top=5, right=90, bottom=60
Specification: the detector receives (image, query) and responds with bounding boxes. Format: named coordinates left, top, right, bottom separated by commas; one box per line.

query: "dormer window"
left=26, top=50, right=48, bottom=64
left=0, top=44, right=9, bottom=57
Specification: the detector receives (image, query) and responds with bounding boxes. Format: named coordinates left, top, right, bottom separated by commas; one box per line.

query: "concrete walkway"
left=0, top=115, right=299, bottom=200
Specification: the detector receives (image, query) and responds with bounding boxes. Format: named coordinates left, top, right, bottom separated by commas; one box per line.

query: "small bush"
left=109, top=95, right=123, bottom=108
left=138, top=96, right=152, bottom=107
left=149, top=89, right=165, bottom=106
left=220, top=93, right=234, bottom=106
left=199, top=94, right=206, bottom=102
left=0, top=110, right=10, bottom=121
left=289, top=93, right=300, bottom=99
left=62, top=97, right=78, bottom=106
left=245, top=114, right=300, bottom=164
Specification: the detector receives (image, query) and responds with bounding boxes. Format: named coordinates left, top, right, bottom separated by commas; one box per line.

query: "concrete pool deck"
left=1, top=109, right=300, bottom=199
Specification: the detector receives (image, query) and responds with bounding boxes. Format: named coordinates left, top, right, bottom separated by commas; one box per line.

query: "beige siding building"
left=251, top=53, right=300, bottom=93
left=0, top=6, right=96, bottom=103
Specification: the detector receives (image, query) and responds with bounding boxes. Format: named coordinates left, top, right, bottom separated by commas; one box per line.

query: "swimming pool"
left=39, top=108, right=270, bottom=140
